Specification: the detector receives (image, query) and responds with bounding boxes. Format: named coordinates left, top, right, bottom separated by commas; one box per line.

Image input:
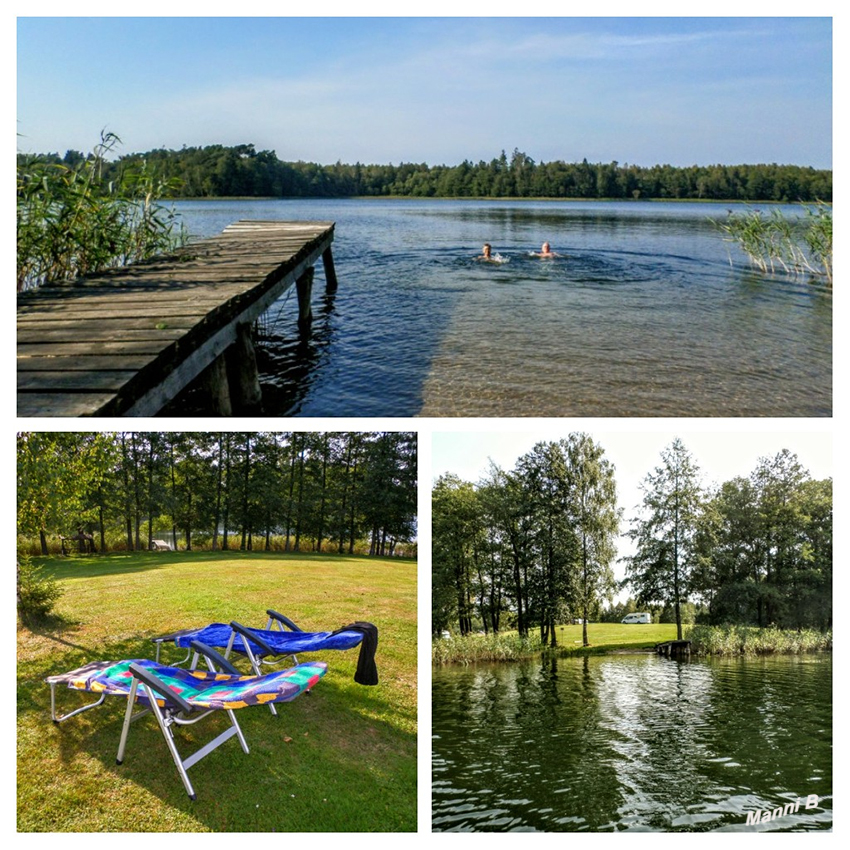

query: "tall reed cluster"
left=432, top=632, right=546, bottom=665
left=688, top=624, right=832, bottom=655
left=17, top=132, right=186, bottom=292
left=714, top=204, right=832, bottom=284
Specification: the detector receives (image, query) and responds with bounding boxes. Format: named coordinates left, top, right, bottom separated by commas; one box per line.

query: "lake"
left=432, top=653, right=832, bottom=832
left=173, top=199, right=832, bottom=417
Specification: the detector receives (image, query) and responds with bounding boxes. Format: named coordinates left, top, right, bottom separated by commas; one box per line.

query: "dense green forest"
left=22, top=144, right=832, bottom=202
left=18, top=432, right=417, bottom=558
left=432, top=437, right=831, bottom=641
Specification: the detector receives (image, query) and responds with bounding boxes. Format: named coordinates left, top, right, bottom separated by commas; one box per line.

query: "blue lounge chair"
left=153, top=610, right=378, bottom=690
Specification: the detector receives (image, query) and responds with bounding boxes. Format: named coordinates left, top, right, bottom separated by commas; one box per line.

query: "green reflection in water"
left=432, top=653, right=831, bottom=832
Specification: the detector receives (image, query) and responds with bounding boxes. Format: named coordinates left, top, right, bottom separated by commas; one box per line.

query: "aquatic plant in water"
left=17, top=131, right=187, bottom=291
left=713, top=204, right=832, bottom=284
left=687, top=623, right=832, bottom=655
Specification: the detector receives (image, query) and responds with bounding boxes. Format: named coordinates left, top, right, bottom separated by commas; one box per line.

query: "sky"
left=16, top=15, right=833, bottom=168
left=431, top=423, right=833, bottom=590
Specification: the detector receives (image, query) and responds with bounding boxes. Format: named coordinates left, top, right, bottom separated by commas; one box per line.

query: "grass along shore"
left=433, top=622, right=831, bottom=665
left=17, top=551, right=416, bottom=832
left=432, top=623, right=678, bottom=665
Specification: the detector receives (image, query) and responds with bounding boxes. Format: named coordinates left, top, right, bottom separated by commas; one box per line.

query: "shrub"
left=17, top=554, right=63, bottom=621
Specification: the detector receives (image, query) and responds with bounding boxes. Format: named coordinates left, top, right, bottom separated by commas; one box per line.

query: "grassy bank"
left=688, top=624, right=832, bottom=656
left=17, top=551, right=416, bottom=832
left=433, top=622, right=833, bottom=665
left=432, top=623, right=678, bottom=665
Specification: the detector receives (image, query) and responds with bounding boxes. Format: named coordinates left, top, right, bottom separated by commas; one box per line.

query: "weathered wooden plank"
left=18, top=327, right=186, bottom=344
left=18, top=371, right=139, bottom=391
left=17, top=393, right=118, bottom=418
left=18, top=305, right=219, bottom=322
left=17, top=354, right=156, bottom=372
left=18, top=289, right=235, bottom=307
left=18, top=341, right=182, bottom=357
left=18, top=316, right=199, bottom=331
left=17, top=284, right=287, bottom=314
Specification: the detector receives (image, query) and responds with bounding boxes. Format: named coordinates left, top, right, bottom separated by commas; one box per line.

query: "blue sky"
left=16, top=16, right=832, bottom=167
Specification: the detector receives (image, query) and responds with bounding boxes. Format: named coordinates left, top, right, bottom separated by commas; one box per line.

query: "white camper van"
left=621, top=612, right=651, bottom=624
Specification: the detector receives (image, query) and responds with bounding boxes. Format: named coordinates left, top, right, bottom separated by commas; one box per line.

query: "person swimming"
left=531, top=241, right=560, bottom=258
left=476, top=243, right=509, bottom=263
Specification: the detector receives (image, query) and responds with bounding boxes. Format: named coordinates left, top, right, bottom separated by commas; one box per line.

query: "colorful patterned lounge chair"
left=46, top=640, right=327, bottom=799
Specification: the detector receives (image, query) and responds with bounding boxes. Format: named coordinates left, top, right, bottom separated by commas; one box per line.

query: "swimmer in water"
left=475, top=243, right=509, bottom=264
left=531, top=241, right=560, bottom=258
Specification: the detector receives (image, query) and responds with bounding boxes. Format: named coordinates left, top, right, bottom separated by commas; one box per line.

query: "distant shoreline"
left=172, top=195, right=814, bottom=205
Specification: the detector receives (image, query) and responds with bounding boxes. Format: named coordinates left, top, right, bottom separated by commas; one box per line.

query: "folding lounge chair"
left=46, top=640, right=327, bottom=800
left=154, top=610, right=379, bottom=691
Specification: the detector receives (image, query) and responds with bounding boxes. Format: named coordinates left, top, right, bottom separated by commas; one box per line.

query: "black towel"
left=332, top=621, right=379, bottom=685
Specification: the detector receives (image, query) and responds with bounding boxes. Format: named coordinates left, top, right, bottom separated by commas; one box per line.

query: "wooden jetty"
left=655, top=640, right=691, bottom=659
left=17, top=221, right=336, bottom=417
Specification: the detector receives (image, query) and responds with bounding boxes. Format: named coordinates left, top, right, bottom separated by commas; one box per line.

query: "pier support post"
left=205, top=356, right=233, bottom=416
left=322, top=247, right=338, bottom=293
left=670, top=641, right=691, bottom=659
left=225, top=322, right=263, bottom=414
left=296, top=267, right=314, bottom=332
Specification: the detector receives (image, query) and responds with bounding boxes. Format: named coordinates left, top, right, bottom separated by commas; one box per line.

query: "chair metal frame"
left=116, top=645, right=249, bottom=801
left=47, top=640, right=324, bottom=800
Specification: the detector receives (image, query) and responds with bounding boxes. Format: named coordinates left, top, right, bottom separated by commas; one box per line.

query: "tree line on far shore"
left=23, top=144, right=832, bottom=203
left=432, top=436, right=831, bottom=643
left=18, top=432, right=417, bottom=558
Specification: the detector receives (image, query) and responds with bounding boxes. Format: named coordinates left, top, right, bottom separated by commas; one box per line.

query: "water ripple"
left=432, top=654, right=832, bottom=832
left=173, top=199, right=831, bottom=416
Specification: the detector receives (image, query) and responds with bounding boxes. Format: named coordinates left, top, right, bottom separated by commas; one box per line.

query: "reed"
left=432, top=632, right=546, bottom=665
left=687, top=623, right=832, bottom=655
left=714, top=204, right=832, bottom=284
left=17, top=132, right=186, bottom=292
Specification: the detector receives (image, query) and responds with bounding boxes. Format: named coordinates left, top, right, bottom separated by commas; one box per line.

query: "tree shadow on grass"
left=18, top=645, right=416, bottom=832
left=34, top=551, right=217, bottom=580
left=34, top=550, right=400, bottom=582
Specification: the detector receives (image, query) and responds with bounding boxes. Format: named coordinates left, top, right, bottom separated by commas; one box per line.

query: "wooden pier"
left=655, top=640, right=691, bottom=659
left=17, top=221, right=336, bottom=417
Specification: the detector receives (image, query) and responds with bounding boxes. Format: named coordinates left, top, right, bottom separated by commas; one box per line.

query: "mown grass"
left=432, top=623, right=678, bottom=665
left=17, top=551, right=416, bottom=832
left=687, top=623, right=832, bottom=656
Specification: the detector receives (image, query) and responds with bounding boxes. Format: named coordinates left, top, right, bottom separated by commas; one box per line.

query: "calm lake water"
left=432, top=653, right=832, bottom=832
left=174, top=199, right=831, bottom=417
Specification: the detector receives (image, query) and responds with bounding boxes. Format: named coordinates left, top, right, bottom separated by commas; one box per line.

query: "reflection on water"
left=432, top=654, right=832, bottom=832
left=173, top=199, right=831, bottom=417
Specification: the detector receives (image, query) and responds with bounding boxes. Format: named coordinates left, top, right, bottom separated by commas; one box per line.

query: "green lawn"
left=552, top=622, right=679, bottom=651
left=17, top=551, right=416, bottom=832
